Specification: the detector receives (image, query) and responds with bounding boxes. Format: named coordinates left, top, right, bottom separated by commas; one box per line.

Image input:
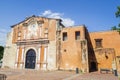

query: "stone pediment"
left=11, top=15, right=44, bottom=28
left=11, top=15, right=61, bottom=28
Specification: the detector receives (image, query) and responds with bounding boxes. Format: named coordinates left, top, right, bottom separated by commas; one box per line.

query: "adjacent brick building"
left=2, top=16, right=120, bottom=73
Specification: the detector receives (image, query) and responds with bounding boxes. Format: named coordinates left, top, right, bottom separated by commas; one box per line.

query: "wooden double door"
left=25, top=49, right=36, bottom=69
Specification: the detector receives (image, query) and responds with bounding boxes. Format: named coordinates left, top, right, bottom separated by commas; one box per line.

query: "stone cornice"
left=16, top=38, right=49, bottom=45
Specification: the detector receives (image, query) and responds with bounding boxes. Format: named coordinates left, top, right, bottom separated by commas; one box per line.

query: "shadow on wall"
left=85, top=28, right=98, bottom=72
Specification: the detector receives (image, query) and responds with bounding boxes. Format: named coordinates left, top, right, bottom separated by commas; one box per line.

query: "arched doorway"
left=25, top=49, right=36, bottom=69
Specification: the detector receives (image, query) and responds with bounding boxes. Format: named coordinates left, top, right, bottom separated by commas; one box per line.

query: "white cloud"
left=41, top=10, right=75, bottom=27
left=61, top=18, right=75, bottom=27
left=41, top=10, right=63, bottom=19
left=42, top=10, right=52, bottom=16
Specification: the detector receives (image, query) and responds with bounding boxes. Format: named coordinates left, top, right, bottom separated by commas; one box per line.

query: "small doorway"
left=90, top=62, right=97, bottom=72
left=25, top=49, right=36, bottom=69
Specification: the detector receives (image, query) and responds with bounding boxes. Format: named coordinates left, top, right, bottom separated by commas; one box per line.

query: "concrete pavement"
left=0, top=69, right=118, bottom=80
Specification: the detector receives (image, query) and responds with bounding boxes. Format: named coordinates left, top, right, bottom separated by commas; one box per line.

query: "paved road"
left=0, top=69, right=118, bottom=80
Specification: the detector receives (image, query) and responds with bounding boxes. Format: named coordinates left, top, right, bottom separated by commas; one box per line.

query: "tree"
left=111, top=26, right=117, bottom=30
left=0, top=46, right=4, bottom=60
left=111, top=6, right=120, bottom=31
left=115, top=6, right=120, bottom=18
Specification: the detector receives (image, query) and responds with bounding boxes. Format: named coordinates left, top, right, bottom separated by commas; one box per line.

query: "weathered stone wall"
left=60, top=26, right=89, bottom=72
left=89, top=30, right=120, bottom=71
left=11, top=17, right=59, bottom=43
left=2, top=29, right=17, bottom=68
left=47, top=41, right=57, bottom=70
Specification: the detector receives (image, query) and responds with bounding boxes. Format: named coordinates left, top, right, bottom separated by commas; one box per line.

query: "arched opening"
left=25, top=49, right=36, bottom=69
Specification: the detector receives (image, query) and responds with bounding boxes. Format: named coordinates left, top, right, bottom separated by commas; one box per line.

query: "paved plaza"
left=0, top=69, right=119, bottom=80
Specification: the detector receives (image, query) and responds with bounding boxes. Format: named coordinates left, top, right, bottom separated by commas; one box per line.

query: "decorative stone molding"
left=16, top=39, right=49, bottom=45
left=22, top=23, right=28, bottom=27
left=37, top=20, right=44, bottom=24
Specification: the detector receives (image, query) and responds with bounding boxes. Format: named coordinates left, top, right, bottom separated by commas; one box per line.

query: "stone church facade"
left=2, top=15, right=120, bottom=73
left=3, top=16, right=64, bottom=70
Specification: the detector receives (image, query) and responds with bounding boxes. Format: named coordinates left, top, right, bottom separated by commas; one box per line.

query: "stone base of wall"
left=2, top=44, right=17, bottom=69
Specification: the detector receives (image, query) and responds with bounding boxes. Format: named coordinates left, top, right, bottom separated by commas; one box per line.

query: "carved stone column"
left=43, top=46, right=48, bottom=70
left=15, top=47, right=19, bottom=68
left=20, top=47, right=24, bottom=69
left=37, top=47, right=41, bottom=69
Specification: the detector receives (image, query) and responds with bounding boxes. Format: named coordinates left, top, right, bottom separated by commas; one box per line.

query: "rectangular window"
left=63, top=32, right=67, bottom=41
left=95, top=39, right=102, bottom=48
left=75, top=31, right=80, bottom=40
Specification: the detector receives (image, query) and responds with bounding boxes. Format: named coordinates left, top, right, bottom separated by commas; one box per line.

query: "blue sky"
left=0, top=0, right=120, bottom=45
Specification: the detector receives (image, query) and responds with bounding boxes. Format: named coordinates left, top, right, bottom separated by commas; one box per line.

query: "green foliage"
left=0, top=46, right=4, bottom=60
left=115, top=6, right=120, bottom=18
left=111, top=6, right=120, bottom=33
left=111, top=26, right=117, bottom=30
left=118, top=23, right=120, bottom=27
